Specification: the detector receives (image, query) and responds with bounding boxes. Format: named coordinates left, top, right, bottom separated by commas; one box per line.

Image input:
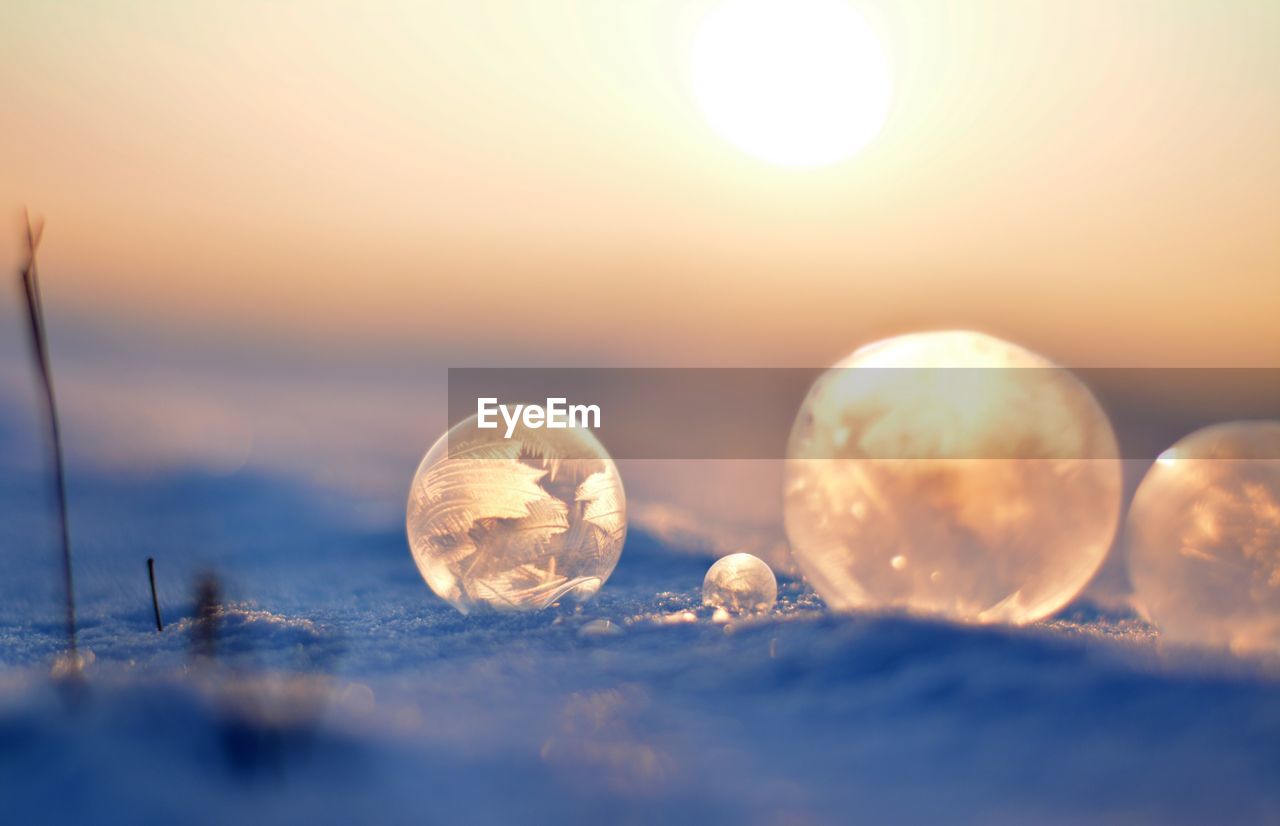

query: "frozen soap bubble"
left=406, top=415, right=627, bottom=614
left=702, top=553, right=778, bottom=615
left=784, top=330, right=1122, bottom=624
left=1127, top=421, right=1280, bottom=655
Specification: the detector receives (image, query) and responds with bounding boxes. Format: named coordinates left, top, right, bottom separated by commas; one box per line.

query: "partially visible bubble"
left=1127, top=421, right=1280, bottom=655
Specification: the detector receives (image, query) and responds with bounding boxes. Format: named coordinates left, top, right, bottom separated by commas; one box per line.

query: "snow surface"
left=3, top=394, right=1280, bottom=825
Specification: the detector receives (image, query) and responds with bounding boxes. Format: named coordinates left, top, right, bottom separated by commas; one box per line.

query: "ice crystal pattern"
left=407, top=416, right=626, bottom=614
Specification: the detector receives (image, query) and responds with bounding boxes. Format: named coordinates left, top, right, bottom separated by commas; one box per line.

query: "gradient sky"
left=4, top=0, right=1278, bottom=368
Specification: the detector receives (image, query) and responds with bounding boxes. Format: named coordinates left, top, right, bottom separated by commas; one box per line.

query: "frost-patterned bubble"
left=1127, top=421, right=1280, bottom=655
left=784, top=331, right=1122, bottom=625
left=406, top=415, right=626, bottom=614
left=702, top=553, right=777, bottom=615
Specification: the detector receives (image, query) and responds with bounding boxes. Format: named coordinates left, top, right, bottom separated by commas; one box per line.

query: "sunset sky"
left=4, top=0, right=1278, bottom=369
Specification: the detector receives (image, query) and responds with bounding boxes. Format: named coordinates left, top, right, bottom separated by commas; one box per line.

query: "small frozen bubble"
left=702, top=553, right=777, bottom=615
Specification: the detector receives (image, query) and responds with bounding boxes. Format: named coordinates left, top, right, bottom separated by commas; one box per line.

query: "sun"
left=690, top=0, right=892, bottom=168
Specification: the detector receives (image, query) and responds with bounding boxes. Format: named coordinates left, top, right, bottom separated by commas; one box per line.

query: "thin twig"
left=18, top=210, right=77, bottom=656
left=147, top=557, right=163, bottom=632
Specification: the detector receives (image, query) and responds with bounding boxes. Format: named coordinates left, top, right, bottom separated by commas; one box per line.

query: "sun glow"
left=690, top=0, right=892, bottom=168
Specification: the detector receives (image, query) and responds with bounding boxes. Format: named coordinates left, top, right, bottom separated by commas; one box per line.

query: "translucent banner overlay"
left=446, top=368, right=1280, bottom=459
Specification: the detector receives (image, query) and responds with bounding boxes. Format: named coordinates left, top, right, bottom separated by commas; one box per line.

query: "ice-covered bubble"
left=702, top=553, right=777, bottom=615
left=1127, top=421, right=1280, bottom=655
left=406, top=415, right=627, bottom=614
left=784, top=331, right=1122, bottom=625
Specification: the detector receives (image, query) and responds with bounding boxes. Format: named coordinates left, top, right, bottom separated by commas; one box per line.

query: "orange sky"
left=4, top=0, right=1279, bottom=366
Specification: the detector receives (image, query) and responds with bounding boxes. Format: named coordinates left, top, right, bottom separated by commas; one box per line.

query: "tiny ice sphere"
left=702, top=553, right=778, bottom=615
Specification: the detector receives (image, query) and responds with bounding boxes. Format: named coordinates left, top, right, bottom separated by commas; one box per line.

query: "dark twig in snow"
left=148, top=557, right=164, bottom=631
left=18, top=210, right=77, bottom=657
